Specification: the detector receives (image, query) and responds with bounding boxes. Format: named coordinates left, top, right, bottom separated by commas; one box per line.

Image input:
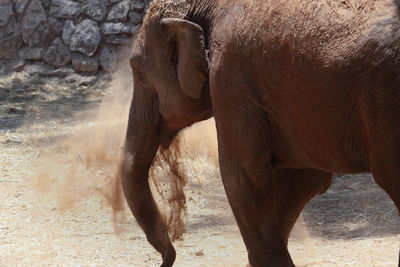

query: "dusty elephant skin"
left=120, top=0, right=400, bottom=266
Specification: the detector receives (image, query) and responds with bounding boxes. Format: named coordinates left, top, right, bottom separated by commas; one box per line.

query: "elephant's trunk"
left=120, top=86, right=176, bottom=267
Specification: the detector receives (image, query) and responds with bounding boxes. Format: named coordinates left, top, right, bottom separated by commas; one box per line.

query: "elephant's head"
left=120, top=15, right=212, bottom=266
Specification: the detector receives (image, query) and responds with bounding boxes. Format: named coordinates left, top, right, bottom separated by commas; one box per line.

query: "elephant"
left=120, top=0, right=400, bottom=266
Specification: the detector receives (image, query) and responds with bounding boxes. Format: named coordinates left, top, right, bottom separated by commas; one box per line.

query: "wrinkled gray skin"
left=120, top=0, right=400, bottom=266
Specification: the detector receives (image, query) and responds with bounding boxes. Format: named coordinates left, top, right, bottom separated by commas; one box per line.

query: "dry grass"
left=146, top=0, right=193, bottom=20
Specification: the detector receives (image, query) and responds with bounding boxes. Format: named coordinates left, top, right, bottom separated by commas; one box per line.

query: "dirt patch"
left=0, top=68, right=399, bottom=266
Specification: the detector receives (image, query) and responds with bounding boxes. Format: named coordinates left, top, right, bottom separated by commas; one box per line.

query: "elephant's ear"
left=161, top=18, right=208, bottom=99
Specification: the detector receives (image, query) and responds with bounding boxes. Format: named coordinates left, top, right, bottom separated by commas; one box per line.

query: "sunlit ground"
left=0, top=71, right=399, bottom=266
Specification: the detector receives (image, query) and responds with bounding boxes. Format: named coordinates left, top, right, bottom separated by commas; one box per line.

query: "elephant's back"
left=211, top=0, right=400, bottom=173
left=222, top=0, right=399, bottom=67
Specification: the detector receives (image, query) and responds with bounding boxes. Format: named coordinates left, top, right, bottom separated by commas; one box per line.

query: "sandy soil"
left=0, top=70, right=399, bottom=267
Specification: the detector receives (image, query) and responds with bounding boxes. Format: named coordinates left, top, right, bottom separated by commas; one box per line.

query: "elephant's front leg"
left=214, top=101, right=331, bottom=267
left=217, top=141, right=294, bottom=266
left=213, top=96, right=291, bottom=266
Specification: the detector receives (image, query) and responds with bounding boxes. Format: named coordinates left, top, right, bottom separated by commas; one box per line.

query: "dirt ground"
left=0, top=68, right=399, bottom=267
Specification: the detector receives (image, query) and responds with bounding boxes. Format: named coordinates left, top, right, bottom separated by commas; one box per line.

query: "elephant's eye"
left=135, top=70, right=148, bottom=84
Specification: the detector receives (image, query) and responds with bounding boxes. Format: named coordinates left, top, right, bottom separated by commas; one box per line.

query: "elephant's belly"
left=270, top=105, right=369, bottom=174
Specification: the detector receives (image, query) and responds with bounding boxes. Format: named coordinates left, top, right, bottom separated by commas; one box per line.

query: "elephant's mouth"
left=159, top=121, right=180, bottom=149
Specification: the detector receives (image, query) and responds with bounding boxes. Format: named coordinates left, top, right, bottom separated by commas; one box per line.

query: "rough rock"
left=65, top=73, right=81, bottom=83
left=101, top=22, right=131, bottom=35
left=0, top=1, right=21, bottom=59
left=131, top=25, right=141, bottom=35
left=130, top=0, right=145, bottom=11
left=24, top=63, right=51, bottom=76
left=14, top=0, right=30, bottom=17
left=20, top=0, right=49, bottom=47
left=47, top=17, right=63, bottom=44
left=18, top=47, right=44, bottom=60
left=62, top=20, right=75, bottom=45
left=79, top=75, right=97, bottom=86
left=49, top=0, right=81, bottom=19
left=38, top=66, right=74, bottom=77
left=105, top=35, right=133, bottom=45
left=107, top=0, right=130, bottom=21
left=83, top=0, right=108, bottom=21
left=9, top=59, right=25, bottom=72
left=40, top=0, right=50, bottom=9
left=99, top=45, right=116, bottom=71
left=0, top=0, right=149, bottom=73
left=0, top=60, right=7, bottom=73
left=6, top=107, right=26, bottom=115
left=129, top=10, right=145, bottom=25
left=43, top=38, right=71, bottom=67
left=70, top=19, right=101, bottom=56
left=66, top=72, right=97, bottom=85
left=0, top=58, right=25, bottom=73
left=0, top=2, right=12, bottom=27
left=71, top=54, right=99, bottom=73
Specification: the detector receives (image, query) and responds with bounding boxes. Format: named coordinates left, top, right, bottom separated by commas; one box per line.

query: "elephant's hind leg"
left=213, top=88, right=332, bottom=266
left=218, top=157, right=332, bottom=266
left=272, top=169, right=332, bottom=242
left=369, top=137, right=400, bottom=266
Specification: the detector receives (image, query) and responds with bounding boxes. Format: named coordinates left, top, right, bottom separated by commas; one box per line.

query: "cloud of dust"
left=32, top=53, right=219, bottom=239
left=149, top=121, right=218, bottom=240
left=34, top=59, right=133, bottom=227
left=29, top=57, right=312, bottom=244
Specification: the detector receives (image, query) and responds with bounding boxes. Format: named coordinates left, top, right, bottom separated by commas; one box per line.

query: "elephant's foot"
left=247, top=248, right=295, bottom=267
left=160, top=244, right=176, bottom=267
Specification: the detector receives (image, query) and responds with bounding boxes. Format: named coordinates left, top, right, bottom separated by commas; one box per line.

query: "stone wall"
left=0, top=0, right=149, bottom=73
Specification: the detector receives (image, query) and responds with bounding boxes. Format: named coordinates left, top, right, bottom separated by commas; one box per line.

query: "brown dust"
left=30, top=61, right=219, bottom=239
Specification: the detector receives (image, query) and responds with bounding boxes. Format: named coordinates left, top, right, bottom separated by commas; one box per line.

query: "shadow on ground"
left=303, top=173, right=400, bottom=239
left=0, top=73, right=107, bottom=131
